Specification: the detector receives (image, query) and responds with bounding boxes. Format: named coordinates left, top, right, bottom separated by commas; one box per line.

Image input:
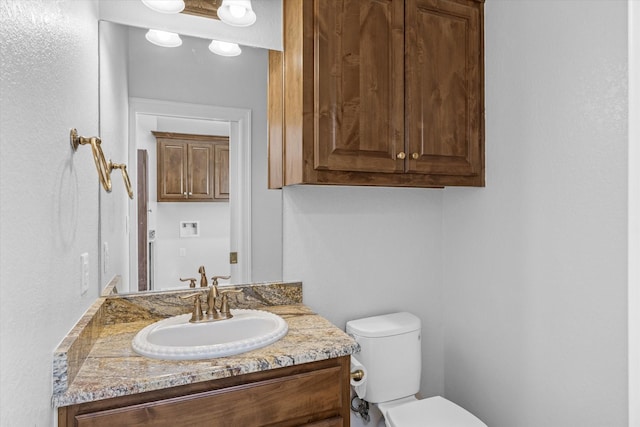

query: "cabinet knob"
left=183, top=192, right=188, bottom=197
left=396, top=152, right=406, bottom=160
left=188, top=192, right=193, bottom=195
left=411, top=152, right=419, bottom=160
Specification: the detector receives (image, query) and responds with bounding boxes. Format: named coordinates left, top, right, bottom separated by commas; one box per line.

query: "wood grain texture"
left=214, top=144, right=229, bottom=199
left=274, top=0, right=485, bottom=188
left=187, top=142, right=214, bottom=200
left=405, top=0, right=484, bottom=180
left=137, top=150, right=148, bottom=292
left=153, top=132, right=229, bottom=202
left=157, top=141, right=187, bottom=200
left=314, top=0, right=405, bottom=174
left=283, top=0, right=313, bottom=185
left=181, top=0, right=222, bottom=20
left=268, top=50, right=284, bottom=189
left=59, top=356, right=350, bottom=427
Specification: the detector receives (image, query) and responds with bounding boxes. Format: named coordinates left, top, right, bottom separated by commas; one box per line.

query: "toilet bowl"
left=346, top=312, right=486, bottom=427
left=379, top=396, right=485, bottom=427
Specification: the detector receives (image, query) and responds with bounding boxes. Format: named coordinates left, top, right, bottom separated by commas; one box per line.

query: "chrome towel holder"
left=70, top=128, right=133, bottom=199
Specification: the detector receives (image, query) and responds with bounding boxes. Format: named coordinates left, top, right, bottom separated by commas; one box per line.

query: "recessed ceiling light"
left=145, top=29, right=183, bottom=48
left=208, top=40, right=242, bottom=57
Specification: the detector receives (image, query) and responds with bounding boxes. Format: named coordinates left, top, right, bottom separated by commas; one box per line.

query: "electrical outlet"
left=81, top=253, right=89, bottom=295
left=179, top=248, right=186, bottom=257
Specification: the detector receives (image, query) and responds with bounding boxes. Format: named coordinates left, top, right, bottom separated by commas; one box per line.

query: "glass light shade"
left=218, top=0, right=257, bottom=27
left=141, top=0, right=185, bottom=14
left=145, top=29, right=183, bottom=48
left=208, top=40, right=242, bottom=57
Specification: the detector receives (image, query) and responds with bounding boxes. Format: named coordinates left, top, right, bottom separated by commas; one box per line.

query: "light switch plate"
left=102, top=242, right=109, bottom=274
left=81, top=253, right=89, bottom=295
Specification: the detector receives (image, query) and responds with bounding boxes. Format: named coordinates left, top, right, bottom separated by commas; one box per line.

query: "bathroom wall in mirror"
left=99, top=20, right=283, bottom=294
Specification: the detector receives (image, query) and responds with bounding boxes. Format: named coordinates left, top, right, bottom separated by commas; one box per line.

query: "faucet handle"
left=180, top=293, right=204, bottom=323
left=219, top=289, right=242, bottom=318
left=179, top=277, right=197, bottom=288
left=210, top=275, right=231, bottom=286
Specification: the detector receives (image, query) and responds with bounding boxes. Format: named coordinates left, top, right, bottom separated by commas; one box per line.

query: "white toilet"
left=346, top=312, right=487, bottom=427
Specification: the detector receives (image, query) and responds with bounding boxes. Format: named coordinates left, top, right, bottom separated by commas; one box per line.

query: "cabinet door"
left=157, top=141, right=188, bottom=201
left=315, top=0, right=405, bottom=173
left=214, top=144, right=229, bottom=200
left=187, top=143, right=215, bottom=201
left=405, top=0, right=483, bottom=179
left=62, top=358, right=350, bottom=427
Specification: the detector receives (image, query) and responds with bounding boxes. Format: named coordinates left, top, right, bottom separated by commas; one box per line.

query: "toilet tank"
left=346, top=312, right=421, bottom=404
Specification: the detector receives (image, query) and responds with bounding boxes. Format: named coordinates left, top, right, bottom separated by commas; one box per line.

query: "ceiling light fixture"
left=145, top=29, right=183, bottom=47
left=141, top=0, right=185, bottom=14
left=208, top=40, right=242, bottom=57
left=218, top=0, right=256, bottom=27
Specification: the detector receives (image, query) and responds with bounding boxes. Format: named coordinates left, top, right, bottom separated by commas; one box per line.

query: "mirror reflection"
left=133, top=117, right=232, bottom=293
left=99, top=21, right=282, bottom=294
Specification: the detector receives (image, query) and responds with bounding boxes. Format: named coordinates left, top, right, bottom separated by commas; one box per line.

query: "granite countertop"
left=52, top=281, right=359, bottom=408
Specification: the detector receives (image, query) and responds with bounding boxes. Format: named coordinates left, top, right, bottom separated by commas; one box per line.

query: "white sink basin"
left=132, top=309, right=288, bottom=360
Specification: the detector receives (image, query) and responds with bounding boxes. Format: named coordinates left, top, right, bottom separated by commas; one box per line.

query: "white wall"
left=629, top=1, right=640, bottom=425
left=283, top=186, right=445, bottom=407
left=154, top=203, right=230, bottom=290
left=442, top=1, right=628, bottom=426
left=0, top=0, right=100, bottom=425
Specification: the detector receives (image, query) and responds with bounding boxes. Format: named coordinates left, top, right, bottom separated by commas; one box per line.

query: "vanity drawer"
left=60, top=356, right=350, bottom=427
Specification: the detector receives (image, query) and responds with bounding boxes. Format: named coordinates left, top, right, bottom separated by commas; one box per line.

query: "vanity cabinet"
left=58, top=356, right=350, bottom=427
left=154, top=132, right=229, bottom=202
left=268, top=0, right=484, bottom=188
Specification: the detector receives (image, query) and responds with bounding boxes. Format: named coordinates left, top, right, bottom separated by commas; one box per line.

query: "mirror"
left=99, top=20, right=283, bottom=294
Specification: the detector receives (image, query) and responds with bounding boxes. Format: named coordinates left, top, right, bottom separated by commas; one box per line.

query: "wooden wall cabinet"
left=153, top=132, right=229, bottom=202
left=269, top=0, right=485, bottom=189
left=58, top=356, right=351, bottom=427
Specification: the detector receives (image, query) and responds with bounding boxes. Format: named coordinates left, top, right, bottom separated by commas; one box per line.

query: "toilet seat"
left=384, top=396, right=487, bottom=427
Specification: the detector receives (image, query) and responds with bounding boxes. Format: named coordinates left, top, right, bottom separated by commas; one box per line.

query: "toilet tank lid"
left=346, top=312, right=421, bottom=338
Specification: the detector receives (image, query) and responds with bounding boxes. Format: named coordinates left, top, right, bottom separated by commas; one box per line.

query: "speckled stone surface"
left=52, top=282, right=359, bottom=408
